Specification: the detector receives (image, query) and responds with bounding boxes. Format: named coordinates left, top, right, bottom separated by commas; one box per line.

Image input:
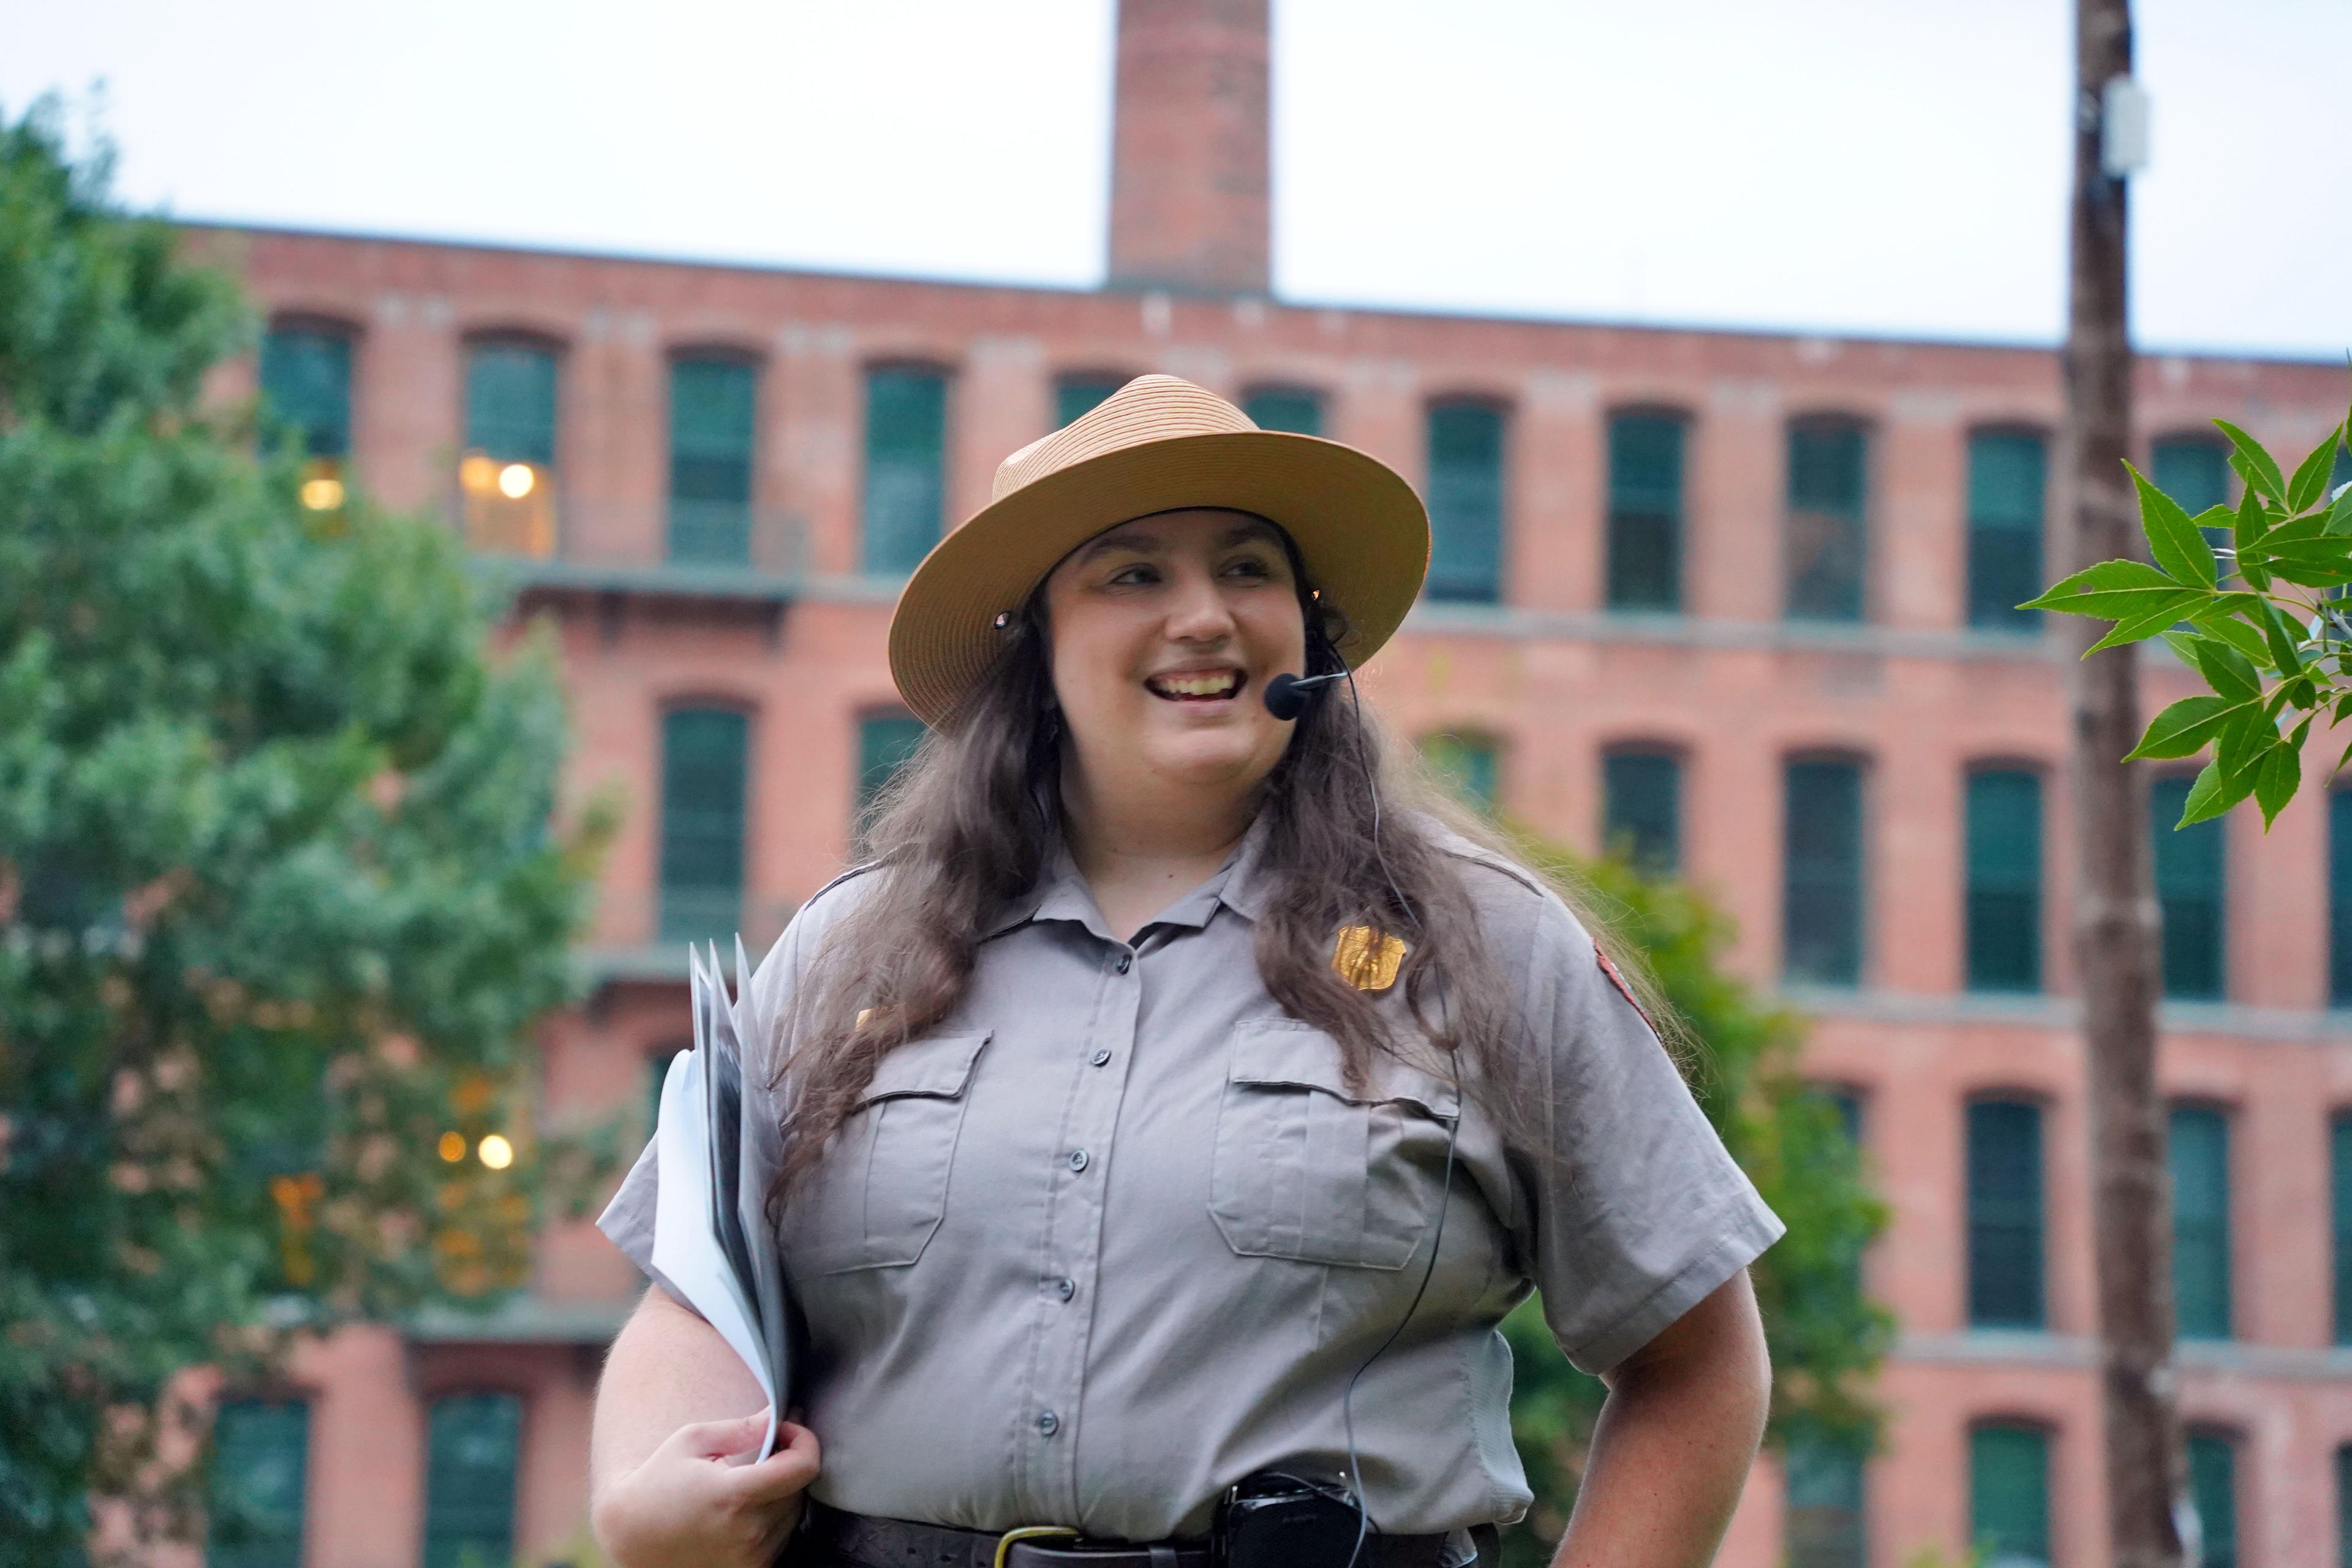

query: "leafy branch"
left=2026, top=388, right=2352, bottom=830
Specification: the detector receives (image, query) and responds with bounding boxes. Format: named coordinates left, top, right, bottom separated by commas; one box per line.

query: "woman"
left=589, top=375, right=1782, bottom=1568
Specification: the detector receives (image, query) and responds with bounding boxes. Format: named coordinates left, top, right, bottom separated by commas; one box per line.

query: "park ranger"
left=587, top=375, right=1783, bottom=1568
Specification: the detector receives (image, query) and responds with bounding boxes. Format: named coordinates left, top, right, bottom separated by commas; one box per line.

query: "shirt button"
left=1055, top=1277, right=1076, bottom=1301
left=1089, top=1049, right=1112, bottom=1068
left=1115, top=952, right=1132, bottom=974
left=1066, top=1148, right=1090, bottom=1172
left=1037, top=1411, right=1060, bottom=1437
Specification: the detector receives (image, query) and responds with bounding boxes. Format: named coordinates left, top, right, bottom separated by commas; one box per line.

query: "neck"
left=1058, top=761, right=1259, bottom=890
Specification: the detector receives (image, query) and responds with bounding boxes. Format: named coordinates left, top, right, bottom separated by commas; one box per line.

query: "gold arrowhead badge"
left=1332, top=924, right=1408, bottom=992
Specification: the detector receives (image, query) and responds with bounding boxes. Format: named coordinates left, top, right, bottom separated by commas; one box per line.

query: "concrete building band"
left=179, top=2, right=2352, bottom=1565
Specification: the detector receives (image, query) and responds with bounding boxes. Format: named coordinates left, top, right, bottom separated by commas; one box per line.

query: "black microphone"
left=1262, top=670, right=1346, bottom=721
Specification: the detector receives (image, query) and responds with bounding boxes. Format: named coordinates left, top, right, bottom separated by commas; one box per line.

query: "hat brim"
left=888, top=431, right=1431, bottom=727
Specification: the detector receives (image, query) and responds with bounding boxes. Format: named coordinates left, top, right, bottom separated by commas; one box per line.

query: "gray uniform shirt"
left=598, top=810, right=1783, bottom=1542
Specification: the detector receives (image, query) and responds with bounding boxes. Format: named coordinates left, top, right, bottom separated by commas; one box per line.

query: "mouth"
left=1143, top=668, right=1246, bottom=703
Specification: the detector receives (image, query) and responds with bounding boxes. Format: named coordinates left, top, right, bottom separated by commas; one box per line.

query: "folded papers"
left=636, top=937, right=792, bottom=1461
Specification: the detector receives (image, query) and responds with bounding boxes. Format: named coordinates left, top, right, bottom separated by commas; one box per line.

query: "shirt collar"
left=982, top=807, right=1275, bottom=941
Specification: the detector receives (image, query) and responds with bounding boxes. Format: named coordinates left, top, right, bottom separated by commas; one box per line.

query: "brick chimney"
left=1106, top=0, right=1270, bottom=296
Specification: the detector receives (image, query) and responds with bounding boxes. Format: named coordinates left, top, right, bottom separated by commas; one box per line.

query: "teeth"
left=1151, top=671, right=1239, bottom=698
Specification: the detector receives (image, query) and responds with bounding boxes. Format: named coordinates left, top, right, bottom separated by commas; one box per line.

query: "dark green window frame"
left=1785, top=419, right=1869, bottom=622
left=1784, top=1427, right=1867, bottom=1568
left=1605, top=410, right=1686, bottom=613
left=1966, top=768, right=2043, bottom=993
left=1243, top=386, right=1323, bottom=435
left=2186, top=1429, right=2237, bottom=1568
left=862, top=366, right=948, bottom=575
left=2169, top=1104, right=2233, bottom=1340
left=668, top=355, right=758, bottom=566
left=2337, top=1113, right=2352, bottom=1346
left=1969, top=1422, right=2051, bottom=1565
left=1967, top=1098, right=2045, bottom=1330
left=660, top=707, right=750, bottom=943
left=423, top=1391, right=521, bottom=1568
left=1966, top=429, right=2047, bottom=631
left=1424, top=400, right=1506, bottom=605
left=2152, top=774, right=2226, bottom=1000
left=259, top=325, right=353, bottom=459
left=856, top=712, right=927, bottom=846
left=2332, top=786, right=2352, bottom=1006
left=1602, top=747, right=1681, bottom=878
left=208, top=1398, right=310, bottom=1568
left=2336, top=1444, right=2352, bottom=1568
left=1055, top=374, right=1123, bottom=429
left=464, top=340, right=558, bottom=466
left=1422, top=733, right=1501, bottom=815
left=1783, top=758, right=1865, bottom=986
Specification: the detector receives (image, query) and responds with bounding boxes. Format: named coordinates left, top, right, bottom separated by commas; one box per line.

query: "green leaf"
left=2255, top=741, right=2302, bottom=827
left=2256, top=598, right=2309, bottom=673
left=2188, top=638, right=2261, bottom=701
left=2177, top=760, right=2253, bottom=826
left=2128, top=461, right=2216, bottom=589
left=2127, top=693, right=2247, bottom=760
left=2332, top=736, right=2352, bottom=783
left=2214, top=703, right=2275, bottom=783
left=2214, top=418, right=2288, bottom=504
left=2329, top=485, right=2352, bottom=537
left=2250, top=546, right=2352, bottom=589
left=2021, top=556, right=2187, bottom=610
left=2288, top=426, right=2344, bottom=513
left=2233, top=487, right=2274, bottom=590
left=2195, top=609, right=2271, bottom=664
left=2160, top=629, right=2205, bottom=665
left=2085, top=594, right=2209, bottom=653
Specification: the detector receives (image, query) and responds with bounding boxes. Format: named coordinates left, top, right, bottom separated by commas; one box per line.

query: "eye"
left=1106, top=562, right=1159, bottom=587
left=1223, top=554, right=1276, bottom=579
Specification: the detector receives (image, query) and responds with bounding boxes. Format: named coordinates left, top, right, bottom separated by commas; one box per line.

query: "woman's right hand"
left=590, top=1409, right=821, bottom=1568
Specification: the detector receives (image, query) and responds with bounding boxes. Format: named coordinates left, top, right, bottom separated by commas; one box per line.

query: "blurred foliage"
left=2027, top=390, right=2352, bottom=827
left=1494, top=829, right=1893, bottom=1565
left=0, top=99, right=617, bottom=1564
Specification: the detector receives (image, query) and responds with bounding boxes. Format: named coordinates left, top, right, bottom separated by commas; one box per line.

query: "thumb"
left=666, top=1408, right=772, bottom=1463
left=723, top=1420, right=821, bottom=1503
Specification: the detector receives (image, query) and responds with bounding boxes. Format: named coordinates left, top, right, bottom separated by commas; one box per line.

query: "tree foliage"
left=1498, top=833, right=1891, bottom=1564
left=2027, top=388, right=2352, bottom=828
left=0, top=100, right=613, bottom=1564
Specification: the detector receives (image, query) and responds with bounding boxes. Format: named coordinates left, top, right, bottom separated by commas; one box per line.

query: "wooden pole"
left=2062, top=1, right=2185, bottom=1562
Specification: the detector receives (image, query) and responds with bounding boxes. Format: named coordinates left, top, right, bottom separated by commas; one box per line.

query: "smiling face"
left=1039, top=508, right=1309, bottom=805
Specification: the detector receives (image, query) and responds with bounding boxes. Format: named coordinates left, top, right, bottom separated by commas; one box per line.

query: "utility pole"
left=2062, top=1, right=2185, bottom=1564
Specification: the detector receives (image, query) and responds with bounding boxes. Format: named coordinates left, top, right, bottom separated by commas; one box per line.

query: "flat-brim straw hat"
left=888, top=374, right=1430, bottom=726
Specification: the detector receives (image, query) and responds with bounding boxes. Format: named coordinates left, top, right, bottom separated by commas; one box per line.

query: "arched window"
left=423, top=1392, right=521, bottom=1568
left=2185, top=1428, right=2238, bottom=1568
left=259, top=323, right=353, bottom=514
left=1966, top=1098, right=2045, bottom=1329
left=1784, top=417, right=1869, bottom=622
left=1965, top=767, right=2044, bottom=993
left=1967, top=429, right=2047, bottom=630
left=669, top=355, right=758, bottom=565
left=1055, top=372, right=1124, bottom=428
left=1243, top=386, right=1322, bottom=435
left=2169, top=1104, right=2233, bottom=1340
left=461, top=339, right=560, bottom=557
left=1783, top=756, right=1866, bottom=985
left=1968, top=1422, right=2051, bottom=1566
left=2152, top=774, right=2226, bottom=1000
left=207, top=1398, right=311, bottom=1568
left=864, top=366, right=949, bottom=575
left=1423, top=400, right=1506, bottom=604
left=660, top=707, right=750, bottom=942
left=1605, top=410, right=1687, bottom=613
left=1601, top=746, right=1681, bottom=876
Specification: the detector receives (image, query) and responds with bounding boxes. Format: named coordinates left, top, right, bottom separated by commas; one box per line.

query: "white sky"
left=5, top=0, right=2348, bottom=359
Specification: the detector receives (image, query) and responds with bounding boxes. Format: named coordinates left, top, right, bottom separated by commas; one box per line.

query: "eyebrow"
left=1072, top=519, right=1283, bottom=564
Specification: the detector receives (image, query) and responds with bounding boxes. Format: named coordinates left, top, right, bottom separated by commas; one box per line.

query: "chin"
left=1140, top=728, right=1277, bottom=786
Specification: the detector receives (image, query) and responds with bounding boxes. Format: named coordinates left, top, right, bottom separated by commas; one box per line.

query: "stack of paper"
left=647, top=937, right=792, bottom=1461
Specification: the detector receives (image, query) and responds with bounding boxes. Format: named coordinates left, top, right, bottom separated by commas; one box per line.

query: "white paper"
left=651, top=986, right=780, bottom=1461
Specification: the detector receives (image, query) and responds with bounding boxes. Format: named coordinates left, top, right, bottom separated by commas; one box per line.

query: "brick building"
left=181, top=2, right=2352, bottom=1564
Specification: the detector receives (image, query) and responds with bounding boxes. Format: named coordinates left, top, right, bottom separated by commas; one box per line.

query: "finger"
left=723, top=1422, right=821, bottom=1502
left=665, top=1408, right=772, bottom=1462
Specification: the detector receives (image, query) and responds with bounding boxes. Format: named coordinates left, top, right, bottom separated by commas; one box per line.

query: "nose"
left=1162, top=561, right=1237, bottom=645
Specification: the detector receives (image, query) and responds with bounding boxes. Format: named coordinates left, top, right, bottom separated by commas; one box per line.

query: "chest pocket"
left=786, top=1030, right=990, bottom=1277
left=1208, top=1019, right=1460, bottom=1270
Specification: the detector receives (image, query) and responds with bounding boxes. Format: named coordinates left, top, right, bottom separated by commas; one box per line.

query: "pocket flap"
left=1227, top=1020, right=1458, bottom=1120
left=859, top=1030, right=991, bottom=1103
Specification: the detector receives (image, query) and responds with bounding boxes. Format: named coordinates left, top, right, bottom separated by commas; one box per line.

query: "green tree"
left=2027, top=387, right=2352, bottom=827
left=1498, top=832, right=1891, bottom=1565
left=0, top=102, right=614, bottom=1564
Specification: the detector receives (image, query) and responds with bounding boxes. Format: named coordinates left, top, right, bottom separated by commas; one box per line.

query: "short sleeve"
left=594, top=896, right=821, bottom=1294
left=1507, top=892, right=1784, bottom=1375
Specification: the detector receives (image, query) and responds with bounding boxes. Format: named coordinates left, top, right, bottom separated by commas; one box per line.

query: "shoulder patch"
left=1594, top=946, right=1658, bottom=1035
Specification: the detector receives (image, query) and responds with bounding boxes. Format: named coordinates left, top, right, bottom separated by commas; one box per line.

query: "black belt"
left=797, top=1500, right=1468, bottom=1568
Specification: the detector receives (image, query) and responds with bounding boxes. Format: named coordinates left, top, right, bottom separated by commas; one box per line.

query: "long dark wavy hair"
left=765, top=522, right=1673, bottom=1207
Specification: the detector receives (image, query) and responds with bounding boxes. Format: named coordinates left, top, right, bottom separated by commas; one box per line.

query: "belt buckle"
left=994, top=1525, right=1081, bottom=1568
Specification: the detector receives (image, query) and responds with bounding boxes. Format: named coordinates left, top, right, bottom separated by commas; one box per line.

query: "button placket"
left=1030, top=937, right=1144, bottom=1520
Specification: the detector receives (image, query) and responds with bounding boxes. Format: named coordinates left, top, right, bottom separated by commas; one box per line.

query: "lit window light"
left=301, top=477, right=345, bottom=511
left=477, top=1133, right=514, bottom=1170
left=497, top=463, right=536, bottom=499
left=437, top=1131, right=466, bottom=1163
